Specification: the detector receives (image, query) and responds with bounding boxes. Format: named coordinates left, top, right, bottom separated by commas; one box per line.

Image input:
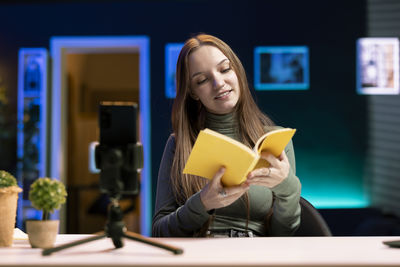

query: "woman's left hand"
left=246, top=150, right=290, bottom=188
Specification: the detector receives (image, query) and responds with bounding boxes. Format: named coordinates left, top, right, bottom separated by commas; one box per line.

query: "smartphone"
left=96, top=102, right=142, bottom=196
left=99, top=102, right=137, bottom=146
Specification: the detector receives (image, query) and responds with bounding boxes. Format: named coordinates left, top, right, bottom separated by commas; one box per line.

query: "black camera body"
left=95, top=102, right=143, bottom=198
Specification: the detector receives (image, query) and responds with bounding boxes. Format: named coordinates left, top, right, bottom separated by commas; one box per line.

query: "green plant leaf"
left=0, top=170, right=18, bottom=188
left=29, top=177, right=67, bottom=217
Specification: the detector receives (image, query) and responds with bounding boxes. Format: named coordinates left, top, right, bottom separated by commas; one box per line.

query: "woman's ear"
left=189, top=90, right=200, bottom=101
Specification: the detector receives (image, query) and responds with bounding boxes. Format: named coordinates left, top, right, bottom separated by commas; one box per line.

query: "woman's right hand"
left=200, top=167, right=250, bottom=211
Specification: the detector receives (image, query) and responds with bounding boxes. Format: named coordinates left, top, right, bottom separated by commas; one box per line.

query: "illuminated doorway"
left=50, top=37, right=151, bottom=236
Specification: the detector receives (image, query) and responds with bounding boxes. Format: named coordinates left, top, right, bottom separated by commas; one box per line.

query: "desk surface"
left=1, top=235, right=400, bottom=267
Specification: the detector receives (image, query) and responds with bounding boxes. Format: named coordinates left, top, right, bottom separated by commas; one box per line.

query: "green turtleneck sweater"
left=152, top=112, right=301, bottom=237
left=204, top=111, right=239, bottom=140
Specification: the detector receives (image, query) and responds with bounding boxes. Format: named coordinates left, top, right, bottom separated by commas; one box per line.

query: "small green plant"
left=29, top=177, right=67, bottom=220
left=0, top=170, right=18, bottom=188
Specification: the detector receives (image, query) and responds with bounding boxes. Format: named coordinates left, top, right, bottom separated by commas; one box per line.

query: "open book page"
left=183, top=129, right=259, bottom=186
left=252, top=128, right=296, bottom=170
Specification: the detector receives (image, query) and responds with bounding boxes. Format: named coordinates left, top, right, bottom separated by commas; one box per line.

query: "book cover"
left=183, top=128, right=296, bottom=187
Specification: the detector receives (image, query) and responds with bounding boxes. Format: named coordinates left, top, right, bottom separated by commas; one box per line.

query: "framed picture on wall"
left=356, top=38, right=399, bottom=95
left=254, top=46, right=309, bottom=90
left=165, top=43, right=183, bottom=98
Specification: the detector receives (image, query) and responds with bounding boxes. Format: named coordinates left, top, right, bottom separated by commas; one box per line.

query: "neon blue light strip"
left=50, top=36, right=151, bottom=236
left=138, top=37, right=152, bottom=237
left=50, top=40, right=63, bottom=223
left=165, top=43, right=183, bottom=98
left=254, top=46, right=309, bottom=91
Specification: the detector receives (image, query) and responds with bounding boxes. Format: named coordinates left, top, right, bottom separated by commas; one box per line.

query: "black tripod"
left=42, top=198, right=183, bottom=256
left=43, top=103, right=182, bottom=256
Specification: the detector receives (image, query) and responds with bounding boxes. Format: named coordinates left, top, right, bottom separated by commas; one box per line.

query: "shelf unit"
left=16, top=48, right=49, bottom=229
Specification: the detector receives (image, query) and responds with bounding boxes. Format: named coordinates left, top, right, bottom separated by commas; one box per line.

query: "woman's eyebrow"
left=191, top=71, right=203, bottom=79
left=191, top=58, right=229, bottom=79
left=217, top=58, right=229, bottom=66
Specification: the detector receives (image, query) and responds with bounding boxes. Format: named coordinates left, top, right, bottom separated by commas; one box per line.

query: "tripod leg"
left=123, top=231, right=183, bottom=255
left=42, top=232, right=107, bottom=256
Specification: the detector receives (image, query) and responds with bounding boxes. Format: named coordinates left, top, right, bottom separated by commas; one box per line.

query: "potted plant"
left=26, top=177, right=67, bottom=248
left=0, top=170, right=22, bottom=247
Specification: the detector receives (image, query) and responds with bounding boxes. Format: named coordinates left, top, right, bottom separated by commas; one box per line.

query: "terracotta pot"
left=0, top=186, right=22, bottom=247
left=26, top=220, right=59, bottom=248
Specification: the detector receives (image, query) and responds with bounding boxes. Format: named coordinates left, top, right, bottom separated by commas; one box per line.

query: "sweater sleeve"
left=152, top=135, right=211, bottom=237
left=268, top=139, right=302, bottom=236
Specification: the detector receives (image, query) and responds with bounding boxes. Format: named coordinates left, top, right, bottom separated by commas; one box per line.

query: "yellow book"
left=183, top=128, right=296, bottom=187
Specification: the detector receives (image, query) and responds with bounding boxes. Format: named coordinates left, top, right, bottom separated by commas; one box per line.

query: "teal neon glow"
left=300, top=173, right=370, bottom=209
left=296, top=149, right=370, bottom=209
left=302, top=191, right=370, bottom=209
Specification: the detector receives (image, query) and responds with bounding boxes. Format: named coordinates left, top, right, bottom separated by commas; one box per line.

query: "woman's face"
left=188, top=45, right=240, bottom=115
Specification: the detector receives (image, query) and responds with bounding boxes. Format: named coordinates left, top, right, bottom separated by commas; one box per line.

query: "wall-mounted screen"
left=356, top=38, right=399, bottom=95
left=254, top=46, right=309, bottom=90
left=165, top=43, right=183, bottom=98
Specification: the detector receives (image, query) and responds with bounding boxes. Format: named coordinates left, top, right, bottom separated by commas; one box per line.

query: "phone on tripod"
left=95, top=102, right=143, bottom=197
left=42, top=102, right=182, bottom=256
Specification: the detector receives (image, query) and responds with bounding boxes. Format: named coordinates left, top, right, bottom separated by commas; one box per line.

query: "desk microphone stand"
left=42, top=198, right=183, bottom=256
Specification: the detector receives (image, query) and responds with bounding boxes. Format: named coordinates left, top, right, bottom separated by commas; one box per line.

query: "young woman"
left=152, top=34, right=301, bottom=237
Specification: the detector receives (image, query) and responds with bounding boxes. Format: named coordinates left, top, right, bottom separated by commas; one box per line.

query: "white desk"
left=1, top=235, right=400, bottom=267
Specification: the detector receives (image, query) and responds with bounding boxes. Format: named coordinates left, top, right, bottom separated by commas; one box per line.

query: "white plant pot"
left=0, top=186, right=22, bottom=247
left=26, top=220, right=59, bottom=248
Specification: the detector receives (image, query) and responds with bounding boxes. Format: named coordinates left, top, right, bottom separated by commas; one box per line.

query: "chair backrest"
left=294, top=197, right=332, bottom=236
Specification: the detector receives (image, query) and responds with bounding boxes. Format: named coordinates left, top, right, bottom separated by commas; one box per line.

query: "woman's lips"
left=215, top=89, right=233, bottom=100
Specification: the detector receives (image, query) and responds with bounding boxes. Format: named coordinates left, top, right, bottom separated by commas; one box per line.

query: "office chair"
left=294, top=197, right=332, bottom=236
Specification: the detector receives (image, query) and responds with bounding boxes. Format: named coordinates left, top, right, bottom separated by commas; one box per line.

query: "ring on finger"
left=219, top=189, right=227, bottom=198
left=266, top=167, right=271, bottom=177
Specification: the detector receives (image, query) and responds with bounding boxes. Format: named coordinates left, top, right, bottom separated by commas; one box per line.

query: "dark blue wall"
left=0, top=0, right=367, bottom=215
